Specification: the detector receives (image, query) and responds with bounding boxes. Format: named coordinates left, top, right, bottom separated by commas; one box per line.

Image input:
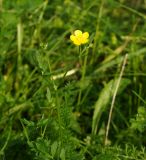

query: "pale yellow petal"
left=73, top=39, right=81, bottom=45
left=70, top=35, right=76, bottom=41
left=81, top=32, right=89, bottom=44
left=81, top=38, right=89, bottom=44
left=82, top=32, right=89, bottom=39
left=74, top=42, right=81, bottom=46
left=74, top=30, right=82, bottom=37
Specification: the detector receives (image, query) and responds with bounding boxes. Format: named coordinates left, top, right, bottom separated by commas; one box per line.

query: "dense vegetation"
left=0, top=0, right=146, bottom=159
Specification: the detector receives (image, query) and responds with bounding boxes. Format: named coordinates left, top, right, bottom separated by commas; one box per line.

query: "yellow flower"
left=70, top=30, right=89, bottom=46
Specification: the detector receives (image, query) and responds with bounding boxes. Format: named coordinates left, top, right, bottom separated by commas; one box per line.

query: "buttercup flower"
left=70, top=30, right=89, bottom=46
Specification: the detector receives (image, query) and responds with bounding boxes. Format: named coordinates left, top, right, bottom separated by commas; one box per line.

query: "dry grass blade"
left=104, top=54, right=128, bottom=145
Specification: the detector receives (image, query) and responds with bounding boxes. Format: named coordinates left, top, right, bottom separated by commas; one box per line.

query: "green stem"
left=48, top=56, right=62, bottom=159
left=90, top=0, right=104, bottom=64
left=77, top=47, right=89, bottom=106
left=0, top=126, right=11, bottom=155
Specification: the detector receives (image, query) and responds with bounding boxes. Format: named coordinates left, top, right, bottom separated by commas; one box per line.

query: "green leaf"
left=92, top=78, right=131, bottom=135
left=46, top=88, right=52, bottom=102
left=60, top=148, right=65, bottom=160
left=51, top=141, right=58, bottom=157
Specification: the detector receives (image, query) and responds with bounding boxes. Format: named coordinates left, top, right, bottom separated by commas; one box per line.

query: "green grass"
left=1, top=0, right=146, bottom=159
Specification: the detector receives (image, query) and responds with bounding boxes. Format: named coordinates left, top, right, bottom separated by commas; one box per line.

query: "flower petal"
left=74, top=40, right=81, bottom=45
left=70, top=35, right=76, bottom=41
left=73, top=38, right=81, bottom=45
left=81, top=39, right=89, bottom=44
left=74, top=30, right=82, bottom=37
left=82, top=32, right=89, bottom=39
left=70, top=35, right=81, bottom=45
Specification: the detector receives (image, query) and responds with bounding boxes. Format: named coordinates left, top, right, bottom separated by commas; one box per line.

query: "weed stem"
left=105, top=54, right=128, bottom=145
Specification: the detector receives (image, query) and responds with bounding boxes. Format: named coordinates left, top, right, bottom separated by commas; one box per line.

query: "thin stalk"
left=17, top=20, right=23, bottom=70
left=104, top=54, right=128, bottom=145
left=77, top=47, right=89, bottom=106
left=0, top=0, right=3, bottom=11
left=90, top=0, right=104, bottom=64
left=48, top=56, right=62, bottom=159
left=0, top=126, right=11, bottom=155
